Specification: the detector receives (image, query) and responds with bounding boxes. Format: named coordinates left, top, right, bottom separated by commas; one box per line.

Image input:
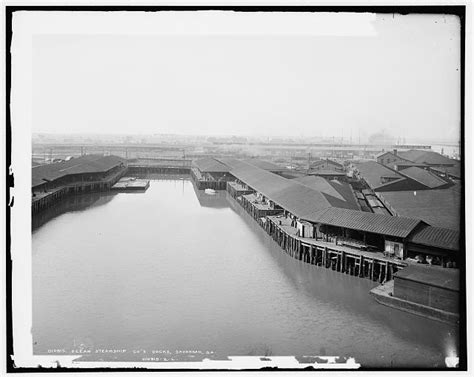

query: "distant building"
left=354, top=161, right=452, bottom=192
left=377, top=149, right=462, bottom=180
left=376, top=150, right=411, bottom=166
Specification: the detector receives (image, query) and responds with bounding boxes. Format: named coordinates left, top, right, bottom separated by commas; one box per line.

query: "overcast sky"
left=24, top=11, right=461, bottom=142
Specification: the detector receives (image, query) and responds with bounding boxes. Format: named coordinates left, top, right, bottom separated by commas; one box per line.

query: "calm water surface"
left=32, top=179, right=458, bottom=367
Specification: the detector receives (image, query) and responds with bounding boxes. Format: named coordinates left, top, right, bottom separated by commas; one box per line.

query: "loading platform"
left=111, top=177, right=150, bottom=191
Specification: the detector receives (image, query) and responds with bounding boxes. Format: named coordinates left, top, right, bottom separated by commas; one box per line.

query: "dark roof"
left=398, top=150, right=456, bottom=166
left=192, top=158, right=230, bottom=173
left=303, top=207, right=423, bottom=238
left=409, top=225, right=460, bottom=251
left=399, top=167, right=449, bottom=189
left=229, top=161, right=355, bottom=218
left=32, top=155, right=124, bottom=187
left=296, top=177, right=358, bottom=210
left=292, top=176, right=345, bottom=201
left=395, top=264, right=459, bottom=291
left=379, top=188, right=461, bottom=230
left=430, top=163, right=461, bottom=179
left=355, top=161, right=405, bottom=189
left=376, top=151, right=412, bottom=162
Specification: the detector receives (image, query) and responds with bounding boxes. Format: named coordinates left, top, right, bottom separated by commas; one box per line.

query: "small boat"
left=204, top=188, right=217, bottom=195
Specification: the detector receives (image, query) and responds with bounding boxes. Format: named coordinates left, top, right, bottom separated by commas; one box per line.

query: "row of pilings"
left=190, top=167, right=228, bottom=190
left=226, top=183, right=405, bottom=283
left=32, top=167, right=128, bottom=215
left=32, top=165, right=197, bottom=215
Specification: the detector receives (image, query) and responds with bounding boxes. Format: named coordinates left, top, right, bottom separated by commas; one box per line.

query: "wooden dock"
left=111, top=177, right=150, bottom=191
left=32, top=166, right=126, bottom=214
left=226, top=181, right=407, bottom=283
left=191, top=167, right=228, bottom=190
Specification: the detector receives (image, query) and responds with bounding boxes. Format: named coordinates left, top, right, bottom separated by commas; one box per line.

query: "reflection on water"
left=32, top=193, right=116, bottom=232
left=32, top=179, right=458, bottom=368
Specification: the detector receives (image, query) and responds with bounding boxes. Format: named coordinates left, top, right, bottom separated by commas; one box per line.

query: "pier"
left=190, top=167, right=229, bottom=190
left=32, top=156, right=192, bottom=214
left=32, top=164, right=126, bottom=214
left=226, top=181, right=407, bottom=283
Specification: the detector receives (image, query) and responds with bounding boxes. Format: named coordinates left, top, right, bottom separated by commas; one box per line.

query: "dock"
left=111, top=177, right=150, bottom=191
left=227, top=182, right=407, bottom=283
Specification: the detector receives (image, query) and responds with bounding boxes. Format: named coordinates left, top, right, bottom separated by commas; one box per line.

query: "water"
left=32, top=179, right=459, bottom=368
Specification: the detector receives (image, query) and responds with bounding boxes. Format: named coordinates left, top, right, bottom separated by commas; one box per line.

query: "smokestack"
left=393, top=149, right=398, bottom=156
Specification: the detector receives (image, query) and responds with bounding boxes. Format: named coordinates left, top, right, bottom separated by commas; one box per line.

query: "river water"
left=32, top=178, right=459, bottom=368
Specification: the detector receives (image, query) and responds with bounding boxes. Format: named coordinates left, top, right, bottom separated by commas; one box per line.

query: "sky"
left=23, top=11, right=461, bottom=142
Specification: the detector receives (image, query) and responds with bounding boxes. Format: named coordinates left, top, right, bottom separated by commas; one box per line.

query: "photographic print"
left=5, top=3, right=468, bottom=373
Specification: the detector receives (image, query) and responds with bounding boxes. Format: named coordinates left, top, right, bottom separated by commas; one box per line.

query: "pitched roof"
left=32, top=155, right=125, bottom=187
left=229, top=162, right=355, bottom=218
left=355, top=161, right=405, bottom=189
left=398, top=150, right=455, bottom=165
left=292, top=176, right=345, bottom=201
left=379, top=188, right=461, bottom=230
left=308, top=169, right=346, bottom=176
left=395, top=264, right=459, bottom=291
left=431, top=163, right=462, bottom=179
left=241, top=158, right=287, bottom=172
left=310, top=159, right=343, bottom=169
left=292, top=176, right=359, bottom=209
left=376, top=151, right=411, bottom=162
left=408, top=225, right=460, bottom=251
left=192, top=158, right=230, bottom=173
left=229, top=159, right=434, bottom=239
left=399, top=167, right=450, bottom=189
left=302, top=207, right=423, bottom=238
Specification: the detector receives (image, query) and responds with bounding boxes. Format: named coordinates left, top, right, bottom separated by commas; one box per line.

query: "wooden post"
left=359, top=256, right=364, bottom=277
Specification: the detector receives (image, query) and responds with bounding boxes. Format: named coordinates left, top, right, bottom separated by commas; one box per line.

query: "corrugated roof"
left=395, top=264, right=459, bottom=291
left=302, top=207, right=423, bottom=238
left=192, top=158, right=231, bottom=173
left=379, top=188, right=461, bottom=230
left=32, top=155, right=125, bottom=187
left=409, top=225, right=460, bottom=251
left=399, top=166, right=449, bottom=189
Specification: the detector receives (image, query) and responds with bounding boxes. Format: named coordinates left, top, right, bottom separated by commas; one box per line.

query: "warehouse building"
left=32, top=155, right=126, bottom=213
